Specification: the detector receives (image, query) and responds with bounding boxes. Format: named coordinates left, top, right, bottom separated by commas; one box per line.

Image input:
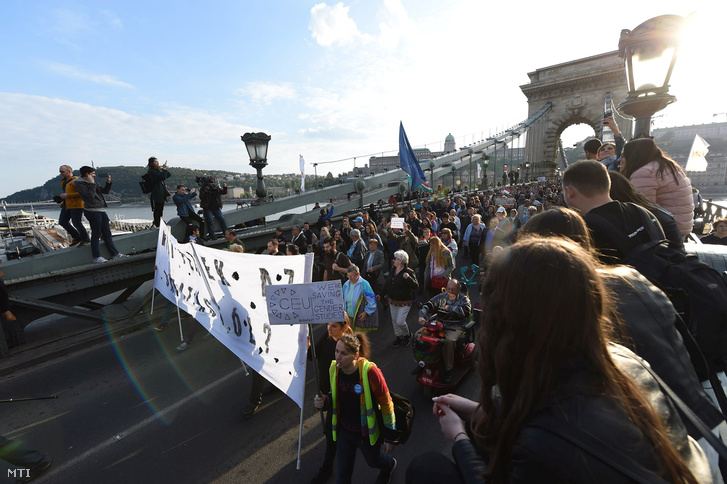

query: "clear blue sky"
left=1, top=0, right=724, bottom=198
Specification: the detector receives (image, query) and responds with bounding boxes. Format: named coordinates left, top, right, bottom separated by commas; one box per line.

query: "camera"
left=196, top=175, right=218, bottom=192
left=603, top=110, right=612, bottom=119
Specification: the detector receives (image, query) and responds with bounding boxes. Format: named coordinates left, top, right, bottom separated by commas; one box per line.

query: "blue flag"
left=399, top=122, right=432, bottom=192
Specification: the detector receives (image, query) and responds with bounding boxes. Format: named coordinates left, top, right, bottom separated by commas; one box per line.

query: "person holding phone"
left=74, top=166, right=127, bottom=263
left=147, top=157, right=172, bottom=227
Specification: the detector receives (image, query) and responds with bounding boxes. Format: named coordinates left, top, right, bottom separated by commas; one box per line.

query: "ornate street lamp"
left=524, top=161, right=531, bottom=183
left=618, top=15, right=685, bottom=138
left=241, top=132, right=271, bottom=199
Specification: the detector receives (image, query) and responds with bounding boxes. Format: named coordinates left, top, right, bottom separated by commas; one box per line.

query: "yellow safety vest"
left=329, top=359, right=381, bottom=445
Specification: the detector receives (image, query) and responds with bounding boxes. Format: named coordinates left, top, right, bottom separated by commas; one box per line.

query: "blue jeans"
left=58, top=207, right=89, bottom=242
left=336, top=428, right=394, bottom=484
left=203, top=208, right=227, bottom=238
left=84, top=210, right=119, bottom=259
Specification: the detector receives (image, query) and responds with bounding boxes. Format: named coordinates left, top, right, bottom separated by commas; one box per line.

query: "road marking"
left=39, top=367, right=244, bottom=481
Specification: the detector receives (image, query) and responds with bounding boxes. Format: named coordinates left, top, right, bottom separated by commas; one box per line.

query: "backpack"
left=588, top=204, right=727, bottom=371
left=389, top=392, right=415, bottom=444
left=139, top=173, right=152, bottom=194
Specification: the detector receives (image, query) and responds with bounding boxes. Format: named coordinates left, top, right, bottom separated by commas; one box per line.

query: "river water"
left=26, top=201, right=306, bottom=224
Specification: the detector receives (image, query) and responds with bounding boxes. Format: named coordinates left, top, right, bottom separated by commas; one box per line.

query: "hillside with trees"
left=4, top=166, right=339, bottom=203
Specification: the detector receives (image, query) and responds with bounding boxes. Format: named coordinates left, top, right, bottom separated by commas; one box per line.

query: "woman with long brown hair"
left=621, top=137, right=694, bottom=237
left=405, top=237, right=710, bottom=483
left=423, top=236, right=454, bottom=299
left=309, top=320, right=354, bottom=484
left=313, top=333, right=398, bottom=483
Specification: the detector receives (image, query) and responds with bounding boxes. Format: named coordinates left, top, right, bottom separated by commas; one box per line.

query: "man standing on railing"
left=147, top=157, right=172, bottom=228
left=74, top=166, right=127, bottom=264
left=57, top=165, right=91, bottom=247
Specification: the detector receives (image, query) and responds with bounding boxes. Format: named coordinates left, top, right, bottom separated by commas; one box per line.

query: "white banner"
left=153, top=221, right=313, bottom=408
left=685, top=134, right=709, bottom=172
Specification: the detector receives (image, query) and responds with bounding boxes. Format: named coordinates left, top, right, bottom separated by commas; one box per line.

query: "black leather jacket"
left=602, top=266, right=724, bottom=435
left=451, top=345, right=711, bottom=483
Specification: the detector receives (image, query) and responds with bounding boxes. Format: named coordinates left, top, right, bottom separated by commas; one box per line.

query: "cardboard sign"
left=390, top=217, right=405, bottom=229
left=266, top=280, right=345, bottom=325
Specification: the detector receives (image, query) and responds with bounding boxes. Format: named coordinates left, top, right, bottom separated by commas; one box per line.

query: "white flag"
left=299, top=155, right=306, bottom=193
left=685, top=134, right=709, bottom=172
left=153, top=221, right=313, bottom=408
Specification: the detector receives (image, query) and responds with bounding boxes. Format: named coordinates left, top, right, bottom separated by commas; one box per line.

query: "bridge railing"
left=699, top=200, right=727, bottom=227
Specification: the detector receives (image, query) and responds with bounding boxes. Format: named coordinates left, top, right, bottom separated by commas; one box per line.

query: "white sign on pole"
left=153, top=220, right=313, bottom=408
left=266, top=280, right=344, bottom=325
left=390, top=217, right=405, bottom=229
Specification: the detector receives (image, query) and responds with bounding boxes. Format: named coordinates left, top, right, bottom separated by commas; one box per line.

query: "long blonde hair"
left=427, top=236, right=447, bottom=268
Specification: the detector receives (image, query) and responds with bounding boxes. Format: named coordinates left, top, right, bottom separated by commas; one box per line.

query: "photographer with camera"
left=147, top=157, right=172, bottom=227
left=198, top=176, right=228, bottom=240
left=173, top=184, right=205, bottom=238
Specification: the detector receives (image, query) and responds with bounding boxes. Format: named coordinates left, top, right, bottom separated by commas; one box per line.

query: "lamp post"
left=241, top=132, right=271, bottom=199
left=617, top=15, right=685, bottom=138
left=313, top=163, right=319, bottom=189
left=525, top=161, right=530, bottom=183
left=468, top=148, right=473, bottom=189
left=451, top=164, right=457, bottom=192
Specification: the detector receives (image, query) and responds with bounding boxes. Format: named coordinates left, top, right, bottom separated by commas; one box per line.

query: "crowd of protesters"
left=143, top=132, right=727, bottom=483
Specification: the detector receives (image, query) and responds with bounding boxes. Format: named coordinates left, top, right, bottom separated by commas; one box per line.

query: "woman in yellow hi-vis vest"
left=314, top=333, right=397, bottom=483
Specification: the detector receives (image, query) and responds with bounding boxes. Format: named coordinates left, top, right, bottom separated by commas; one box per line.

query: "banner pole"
left=151, top=287, right=155, bottom=315
left=307, top=324, right=326, bottom=430
left=177, top=303, right=184, bottom=342
left=296, top=349, right=307, bottom=470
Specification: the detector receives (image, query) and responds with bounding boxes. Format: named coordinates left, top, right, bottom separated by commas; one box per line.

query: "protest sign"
left=266, top=280, right=344, bottom=325
left=390, top=217, right=405, bottom=229
left=153, top=221, right=313, bottom=407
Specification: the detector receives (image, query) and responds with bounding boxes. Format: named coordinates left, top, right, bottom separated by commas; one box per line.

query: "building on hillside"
left=227, top=187, right=246, bottom=198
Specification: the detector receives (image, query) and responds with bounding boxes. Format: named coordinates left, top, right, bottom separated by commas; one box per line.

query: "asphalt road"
left=0, top=263, right=482, bottom=484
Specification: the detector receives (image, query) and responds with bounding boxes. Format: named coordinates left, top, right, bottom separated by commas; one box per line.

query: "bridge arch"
left=520, top=51, right=633, bottom=178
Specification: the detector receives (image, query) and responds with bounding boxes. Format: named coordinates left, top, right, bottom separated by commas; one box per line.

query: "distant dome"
left=444, top=133, right=456, bottom=153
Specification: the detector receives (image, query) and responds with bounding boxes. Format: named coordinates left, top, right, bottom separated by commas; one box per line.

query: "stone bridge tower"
left=520, top=51, right=633, bottom=178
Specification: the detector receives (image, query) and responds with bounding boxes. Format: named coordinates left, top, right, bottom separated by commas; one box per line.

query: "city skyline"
left=1, top=0, right=725, bottom=198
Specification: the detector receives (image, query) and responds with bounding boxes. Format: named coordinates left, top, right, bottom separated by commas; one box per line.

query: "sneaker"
left=309, top=467, right=332, bottom=484
left=391, top=337, right=402, bottom=348
left=78, top=240, right=91, bottom=247
left=401, top=334, right=411, bottom=347
left=69, top=239, right=81, bottom=247
left=16, top=455, right=52, bottom=483
left=177, top=342, right=190, bottom=351
left=112, top=253, right=128, bottom=260
left=94, top=257, right=108, bottom=264
left=375, top=458, right=396, bottom=484
left=154, top=323, right=168, bottom=331
left=202, top=332, right=213, bottom=340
